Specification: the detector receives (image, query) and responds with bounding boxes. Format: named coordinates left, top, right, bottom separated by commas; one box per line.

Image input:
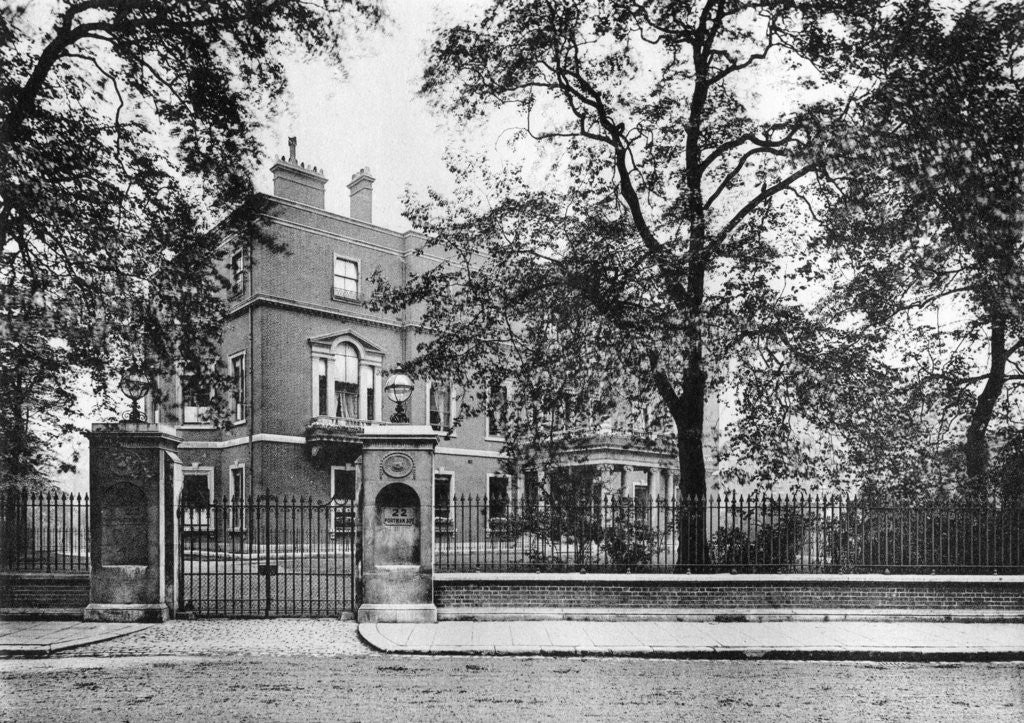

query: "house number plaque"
left=382, top=507, right=415, bottom=526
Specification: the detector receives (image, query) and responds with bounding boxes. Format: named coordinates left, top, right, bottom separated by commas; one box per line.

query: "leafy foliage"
left=709, top=509, right=807, bottom=571
left=0, top=1, right=381, bottom=486
left=376, top=1, right=877, bottom=519
left=516, top=466, right=605, bottom=567
left=599, top=496, right=665, bottom=569
left=805, top=1, right=1024, bottom=499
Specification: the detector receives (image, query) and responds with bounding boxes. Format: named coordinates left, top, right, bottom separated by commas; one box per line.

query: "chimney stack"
left=347, top=167, right=375, bottom=224
left=269, top=137, right=327, bottom=209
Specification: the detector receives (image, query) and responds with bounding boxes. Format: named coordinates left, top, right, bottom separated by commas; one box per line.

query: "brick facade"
left=156, top=142, right=692, bottom=506
left=434, top=574, right=1024, bottom=611
left=158, top=146, right=509, bottom=503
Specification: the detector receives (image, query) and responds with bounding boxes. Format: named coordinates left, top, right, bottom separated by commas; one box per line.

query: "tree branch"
left=714, top=162, right=818, bottom=246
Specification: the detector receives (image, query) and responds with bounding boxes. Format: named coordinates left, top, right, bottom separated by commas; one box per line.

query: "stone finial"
left=288, top=136, right=297, bottom=163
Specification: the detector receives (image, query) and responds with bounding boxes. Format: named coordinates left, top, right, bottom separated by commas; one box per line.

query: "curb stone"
left=357, top=622, right=1024, bottom=662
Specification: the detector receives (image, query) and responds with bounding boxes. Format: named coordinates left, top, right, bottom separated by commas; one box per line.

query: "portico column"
left=596, top=463, right=615, bottom=497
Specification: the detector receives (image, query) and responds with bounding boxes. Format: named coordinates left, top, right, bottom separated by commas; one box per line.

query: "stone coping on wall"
left=0, top=572, right=90, bottom=580
left=433, top=608, right=1024, bottom=623
left=435, top=572, right=1024, bottom=584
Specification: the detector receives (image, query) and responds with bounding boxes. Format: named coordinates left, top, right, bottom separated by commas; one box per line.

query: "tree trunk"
left=1, top=370, right=31, bottom=486
left=965, top=317, right=1007, bottom=498
left=675, top=344, right=708, bottom=569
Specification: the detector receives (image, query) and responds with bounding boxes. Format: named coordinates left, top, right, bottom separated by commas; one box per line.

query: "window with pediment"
left=310, top=331, right=384, bottom=422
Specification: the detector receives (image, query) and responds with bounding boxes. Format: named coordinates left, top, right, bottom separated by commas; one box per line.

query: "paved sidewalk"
left=5, top=618, right=1023, bottom=661
left=1, top=619, right=374, bottom=658
left=0, top=620, right=149, bottom=656
left=358, top=620, right=1024, bottom=660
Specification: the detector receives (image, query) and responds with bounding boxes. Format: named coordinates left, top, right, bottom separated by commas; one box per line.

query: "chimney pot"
left=270, top=137, right=326, bottom=208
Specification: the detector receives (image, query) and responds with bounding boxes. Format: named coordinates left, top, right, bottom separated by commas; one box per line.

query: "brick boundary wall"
left=0, top=573, right=90, bottom=609
left=434, top=573, right=1024, bottom=611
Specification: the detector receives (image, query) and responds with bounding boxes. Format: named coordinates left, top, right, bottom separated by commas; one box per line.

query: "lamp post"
left=119, top=370, right=152, bottom=423
left=384, top=373, right=414, bottom=424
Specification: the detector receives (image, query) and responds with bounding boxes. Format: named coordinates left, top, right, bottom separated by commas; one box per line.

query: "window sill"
left=230, top=420, right=247, bottom=428
left=178, top=423, right=218, bottom=430
left=331, top=290, right=365, bottom=305
left=484, top=435, right=505, bottom=443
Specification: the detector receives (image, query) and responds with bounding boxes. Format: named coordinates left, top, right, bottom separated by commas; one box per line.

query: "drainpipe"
left=247, top=237, right=255, bottom=499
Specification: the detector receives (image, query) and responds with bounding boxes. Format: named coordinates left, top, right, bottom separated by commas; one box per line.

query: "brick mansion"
left=151, top=140, right=719, bottom=520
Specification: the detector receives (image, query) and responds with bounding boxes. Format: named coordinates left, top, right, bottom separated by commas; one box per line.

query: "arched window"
left=310, top=332, right=384, bottom=421
left=334, top=343, right=359, bottom=418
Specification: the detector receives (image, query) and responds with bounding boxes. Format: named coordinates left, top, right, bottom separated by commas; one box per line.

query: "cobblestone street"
left=1, top=620, right=1022, bottom=722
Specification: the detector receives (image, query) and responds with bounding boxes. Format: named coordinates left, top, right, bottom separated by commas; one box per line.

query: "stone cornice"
left=225, top=294, right=410, bottom=330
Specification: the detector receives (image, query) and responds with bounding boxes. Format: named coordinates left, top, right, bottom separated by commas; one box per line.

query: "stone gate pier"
left=357, top=424, right=439, bottom=623
left=84, top=422, right=182, bottom=622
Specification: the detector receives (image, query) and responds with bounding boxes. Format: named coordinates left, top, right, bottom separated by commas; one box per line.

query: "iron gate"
left=178, top=496, right=359, bottom=617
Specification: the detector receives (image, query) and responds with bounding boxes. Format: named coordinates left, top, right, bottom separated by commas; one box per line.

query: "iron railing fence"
left=435, top=494, right=1024, bottom=574
left=0, top=489, right=90, bottom=572
left=178, top=496, right=359, bottom=618
left=4, top=487, right=1020, bottom=578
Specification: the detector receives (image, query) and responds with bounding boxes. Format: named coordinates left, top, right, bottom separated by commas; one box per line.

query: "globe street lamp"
left=384, top=373, right=414, bottom=424
left=119, top=369, right=152, bottom=423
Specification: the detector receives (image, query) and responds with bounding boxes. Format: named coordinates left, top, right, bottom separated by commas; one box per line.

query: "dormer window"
left=333, top=256, right=359, bottom=301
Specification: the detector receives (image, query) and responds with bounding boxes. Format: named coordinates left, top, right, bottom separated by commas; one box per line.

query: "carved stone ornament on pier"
left=380, top=452, right=414, bottom=479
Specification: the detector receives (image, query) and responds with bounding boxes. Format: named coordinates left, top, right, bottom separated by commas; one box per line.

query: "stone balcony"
left=304, top=415, right=370, bottom=465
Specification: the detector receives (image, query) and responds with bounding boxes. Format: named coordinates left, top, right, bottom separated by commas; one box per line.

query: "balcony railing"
left=304, top=416, right=375, bottom=449
left=332, top=287, right=364, bottom=303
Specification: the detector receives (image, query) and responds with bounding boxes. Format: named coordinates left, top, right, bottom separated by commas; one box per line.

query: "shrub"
left=599, top=497, right=665, bottom=569
left=709, top=509, right=809, bottom=571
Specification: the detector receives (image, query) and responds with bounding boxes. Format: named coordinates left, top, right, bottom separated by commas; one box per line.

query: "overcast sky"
left=256, top=1, right=481, bottom=231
